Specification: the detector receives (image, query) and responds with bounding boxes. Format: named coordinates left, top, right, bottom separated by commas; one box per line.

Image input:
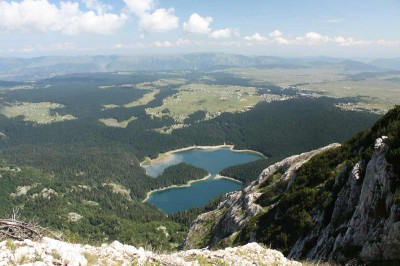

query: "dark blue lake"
left=144, top=148, right=263, bottom=213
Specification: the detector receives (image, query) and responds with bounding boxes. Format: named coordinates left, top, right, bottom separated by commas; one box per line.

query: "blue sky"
left=0, top=0, right=399, bottom=57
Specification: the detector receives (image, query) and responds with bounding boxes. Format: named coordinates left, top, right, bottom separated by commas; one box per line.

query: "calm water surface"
left=145, top=148, right=263, bottom=213
left=144, top=148, right=262, bottom=177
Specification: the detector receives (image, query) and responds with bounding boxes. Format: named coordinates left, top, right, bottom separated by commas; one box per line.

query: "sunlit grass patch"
left=298, top=79, right=400, bottom=112
left=102, top=104, right=120, bottom=110
left=0, top=102, right=76, bottom=124
left=146, top=84, right=262, bottom=122
left=124, top=89, right=160, bottom=108
left=99, top=116, right=137, bottom=128
left=101, top=79, right=186, bottom=110
left=136, top=78, right=186, bottom=89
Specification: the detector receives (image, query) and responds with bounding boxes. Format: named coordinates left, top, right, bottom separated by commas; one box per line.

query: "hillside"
left=185, top=106, right=400, bottom=264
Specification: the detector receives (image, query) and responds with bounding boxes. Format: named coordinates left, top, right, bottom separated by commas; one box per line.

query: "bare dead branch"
left=0, top=219, right=45, bottom=241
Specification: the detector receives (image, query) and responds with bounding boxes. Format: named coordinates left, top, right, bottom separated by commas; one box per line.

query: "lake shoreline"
left=142, top=174, right=244, bottom=203
left=215, top=174, right=243, bottom=184
left=140, top=144, right=265, bottom=167
left=142, top=174, right=212, bottom=203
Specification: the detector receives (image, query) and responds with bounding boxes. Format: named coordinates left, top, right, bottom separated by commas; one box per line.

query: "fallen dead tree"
left=0, top=219, right=45, bottom=241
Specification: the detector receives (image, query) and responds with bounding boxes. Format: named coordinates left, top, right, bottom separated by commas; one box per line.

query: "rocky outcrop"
left=0, top=132, right=8, bottom=140
left=185, top=143, right=341, bottom=249
left=289, top=136, right=400, bottom=263
left=0, top=237, right=301, bottom=266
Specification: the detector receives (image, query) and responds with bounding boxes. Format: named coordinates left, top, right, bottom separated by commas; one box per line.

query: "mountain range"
left=1, top=53, right=399, bottom=81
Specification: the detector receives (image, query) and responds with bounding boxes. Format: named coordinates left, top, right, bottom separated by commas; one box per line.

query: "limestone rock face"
left=0, top=237, right=301, bottom=266
left=289, top=137, right=400, bottom=263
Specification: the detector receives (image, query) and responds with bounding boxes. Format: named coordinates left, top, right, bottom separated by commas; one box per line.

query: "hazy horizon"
left=0, top=52, right=398, bottom=62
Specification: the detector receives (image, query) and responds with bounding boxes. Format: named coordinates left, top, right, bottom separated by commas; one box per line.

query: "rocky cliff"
left=185, top=106, right=400, bottom=264
left=0, top=237, right=301, bottom=266
left=288, top=136, right=399, bottom=262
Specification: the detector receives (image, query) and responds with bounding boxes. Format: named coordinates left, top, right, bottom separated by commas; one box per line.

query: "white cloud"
left=139, top=8, right=179, bottom=33
left=303, top=32, right=330, bottom=45
left=0, top=0, right=127, bottom=34
left=296, top=32, right=369, bottom=46
left=244, top=33, right=267, bottom=42
left=243, top=31, right=375, bottom=47
left=273, top=37, right=290, bottom=45
left=244, top=32, right=288, bottom=45
left=183, top=13, right=213, bottom=34
left=375, top=39, right=400, bottom=46
left=124, top=0, right=178, bottom=33
left=245, top=31, right=288, bottom=44
left=176, top=38, right=192, bottom=46
left=333, top=36, right=362, bottom=46
left=268, top=30, right=289, bottom=44
left=114, top=42, right=145, bottom=49
left=153, top=41, right=173, bottom=47
left=210, top=28, right=239, bottom=39
left=81, top=0, right=112, bottom=14
left=123, top=0, right=154, bottom=16
left=269, top=30, right=282, bottom=38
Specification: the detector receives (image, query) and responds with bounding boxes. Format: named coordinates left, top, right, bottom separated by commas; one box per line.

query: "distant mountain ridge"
left=0, top=53, right=392, bottom=81
left=370, top=57, right=400, bottom=71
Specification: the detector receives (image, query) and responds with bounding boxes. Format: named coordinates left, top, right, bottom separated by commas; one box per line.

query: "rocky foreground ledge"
left=0, top=237, right=302, bottom=266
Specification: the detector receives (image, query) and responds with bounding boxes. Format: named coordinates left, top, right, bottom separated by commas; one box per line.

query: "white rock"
left=62, top=251, right=87, bottom=266
left=15, top=246, right=36, bottom=261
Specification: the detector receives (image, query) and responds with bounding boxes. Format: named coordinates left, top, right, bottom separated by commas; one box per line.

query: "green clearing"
left=297, top=79, right=400, bottom=112
left=99, top=116, right=137, bottom=128
left=102, top=78, right=185, bottom=110
left=124, top=89, right=160, bottom=108
left=102, top=89, right=160, bottom=110
left=136, top=78, right=186, bottom=89
left=146, top=84, right=262, bottom=122
left=142, top=157, right=152, bottom=166
left=0, top=85, right=35, bottom=91
left=225, top=67, right=345, bottom=87
left=132, top=79, right=187, bottom=106
left=102, top=104, right=120, bottom=110
left=0, top=102, right=76, bottom=124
